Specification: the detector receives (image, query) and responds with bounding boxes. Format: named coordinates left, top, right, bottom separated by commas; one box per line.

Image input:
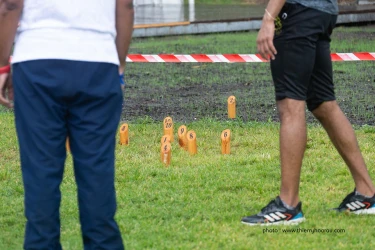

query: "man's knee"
left=277, top=98, right=306, bottom=122
left=311, top=100, right=338, bottom=120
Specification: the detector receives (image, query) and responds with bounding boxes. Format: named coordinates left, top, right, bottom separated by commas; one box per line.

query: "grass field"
left=1, top=26, right=375, bottom=249
left=1, top=115, right=375, bottom=249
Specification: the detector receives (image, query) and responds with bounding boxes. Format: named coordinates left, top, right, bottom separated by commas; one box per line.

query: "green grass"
left=1, top=113, right=375, bottom=249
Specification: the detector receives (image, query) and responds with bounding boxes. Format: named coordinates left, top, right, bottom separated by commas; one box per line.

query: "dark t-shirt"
left=286, top=0, right=339, bottom=15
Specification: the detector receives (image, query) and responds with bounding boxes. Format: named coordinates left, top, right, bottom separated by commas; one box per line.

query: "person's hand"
left=118, top=64, right=125, bottom=75
left=119, top=73, right=125, bottom=91
left=0, top=72, right=14, bottom=108
left=256, top=17, right=277, bottom=61
left=119, top=64, right=126, bottom=91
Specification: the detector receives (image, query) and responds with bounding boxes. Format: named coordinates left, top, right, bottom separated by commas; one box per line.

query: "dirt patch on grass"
left=122, top=59, right=375, bottom=125
left=120, top=27, right=375, bottom=125
left=123, top=79, right=277, bottom=123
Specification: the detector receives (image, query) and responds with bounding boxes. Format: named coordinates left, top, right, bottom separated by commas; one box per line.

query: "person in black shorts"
left=241, top=0, right=375, bottom=226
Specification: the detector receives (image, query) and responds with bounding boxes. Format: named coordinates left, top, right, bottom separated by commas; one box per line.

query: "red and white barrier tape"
left=126, top=52, right=375, bottom=62
left=8, top=52, right=375, bottom=63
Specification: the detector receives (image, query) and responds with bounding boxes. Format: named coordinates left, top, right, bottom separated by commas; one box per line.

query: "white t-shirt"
left=12, top=0, right=119, bottom=65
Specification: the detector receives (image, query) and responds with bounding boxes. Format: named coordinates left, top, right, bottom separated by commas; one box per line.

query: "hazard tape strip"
left=126, top=53, right=375, bottom=62
left=9, top=53, right=375, bottom=63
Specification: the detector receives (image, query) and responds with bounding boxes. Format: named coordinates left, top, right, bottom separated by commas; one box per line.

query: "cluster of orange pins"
left=159, top=117, right=198, bottom=166
left=107, top=95, right=237, bottom=167
left=160, top=117, right=173, bottom=166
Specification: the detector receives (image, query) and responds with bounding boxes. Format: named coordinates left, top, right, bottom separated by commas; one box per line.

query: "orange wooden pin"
left=163, top=116, right=174, bottom=142
left=160, top=142, right=171, bottom=166
left=178, top=125, right=188, bottom=150
left=161, top=134, right=171, bottom=145
left=163, top=116, right=173, bottom=124
left=221, top=129, right=231, bottom=155
left=119, top=123, right=129, bottom=145
left=228, top=95, right=236, bottom=119
left=187, top=130, right=197, bottom=155
left=66, top=137, right=70, bottom=153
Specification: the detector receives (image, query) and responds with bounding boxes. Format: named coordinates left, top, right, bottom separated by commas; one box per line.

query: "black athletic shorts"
left=270, top=3, right=338, bottom=111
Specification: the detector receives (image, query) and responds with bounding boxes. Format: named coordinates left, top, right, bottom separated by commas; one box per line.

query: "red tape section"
left=353, top=52, right=375, bottom=60
left=191, top=54, right=213, bottom=62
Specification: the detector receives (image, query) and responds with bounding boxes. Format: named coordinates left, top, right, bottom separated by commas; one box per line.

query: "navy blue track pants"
left=12, top=60, right=124, bottom=250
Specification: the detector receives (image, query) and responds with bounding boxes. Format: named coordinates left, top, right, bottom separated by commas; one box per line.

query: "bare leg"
left=277, top=98, right=307, bottom=207
left=312, top=101, right=375, bottom=196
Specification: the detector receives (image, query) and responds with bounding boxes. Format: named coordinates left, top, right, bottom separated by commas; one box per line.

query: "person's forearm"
left=116, top=0, right=134, bottom=74
left=263, top=0, right=286, bottom=22
left=0, top=0, right=23, bottom=67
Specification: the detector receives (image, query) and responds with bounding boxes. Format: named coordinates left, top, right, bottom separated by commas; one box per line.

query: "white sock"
left=280, top=198, right=295, bottom=210
left=355, top=190, right=373, bottom=199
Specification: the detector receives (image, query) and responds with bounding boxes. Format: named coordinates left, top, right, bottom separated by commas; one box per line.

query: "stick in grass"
left=119, top=123, right=129, bottom=145
left=228, top=96, right=236, bottom=119
left=221, top=129, right=231, bottom=155
left=178, top=125, right=188, bottom=150
left=187, top=130, right=197, bottom=155
left=163, top=117, right=174, bottom=142
left=160, top=142, right=171, bottom=166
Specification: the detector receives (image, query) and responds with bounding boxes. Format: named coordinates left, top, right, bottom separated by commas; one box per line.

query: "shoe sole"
left=352, top=207, right=375, bottom=215
left=241, top=217, right=306, bottom=226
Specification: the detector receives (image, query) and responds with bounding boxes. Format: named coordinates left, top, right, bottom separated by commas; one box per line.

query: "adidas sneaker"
left=334, top=190, right=375, bottom=214
left=241, top=196, right=305, bottom=226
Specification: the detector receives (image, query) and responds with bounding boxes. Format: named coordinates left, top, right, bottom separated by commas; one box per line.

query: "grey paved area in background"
left=135, top=4, right=375, bottom=25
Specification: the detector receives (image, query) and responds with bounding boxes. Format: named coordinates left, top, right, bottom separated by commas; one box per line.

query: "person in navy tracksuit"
left=0, top=0, right=134, bottom=249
